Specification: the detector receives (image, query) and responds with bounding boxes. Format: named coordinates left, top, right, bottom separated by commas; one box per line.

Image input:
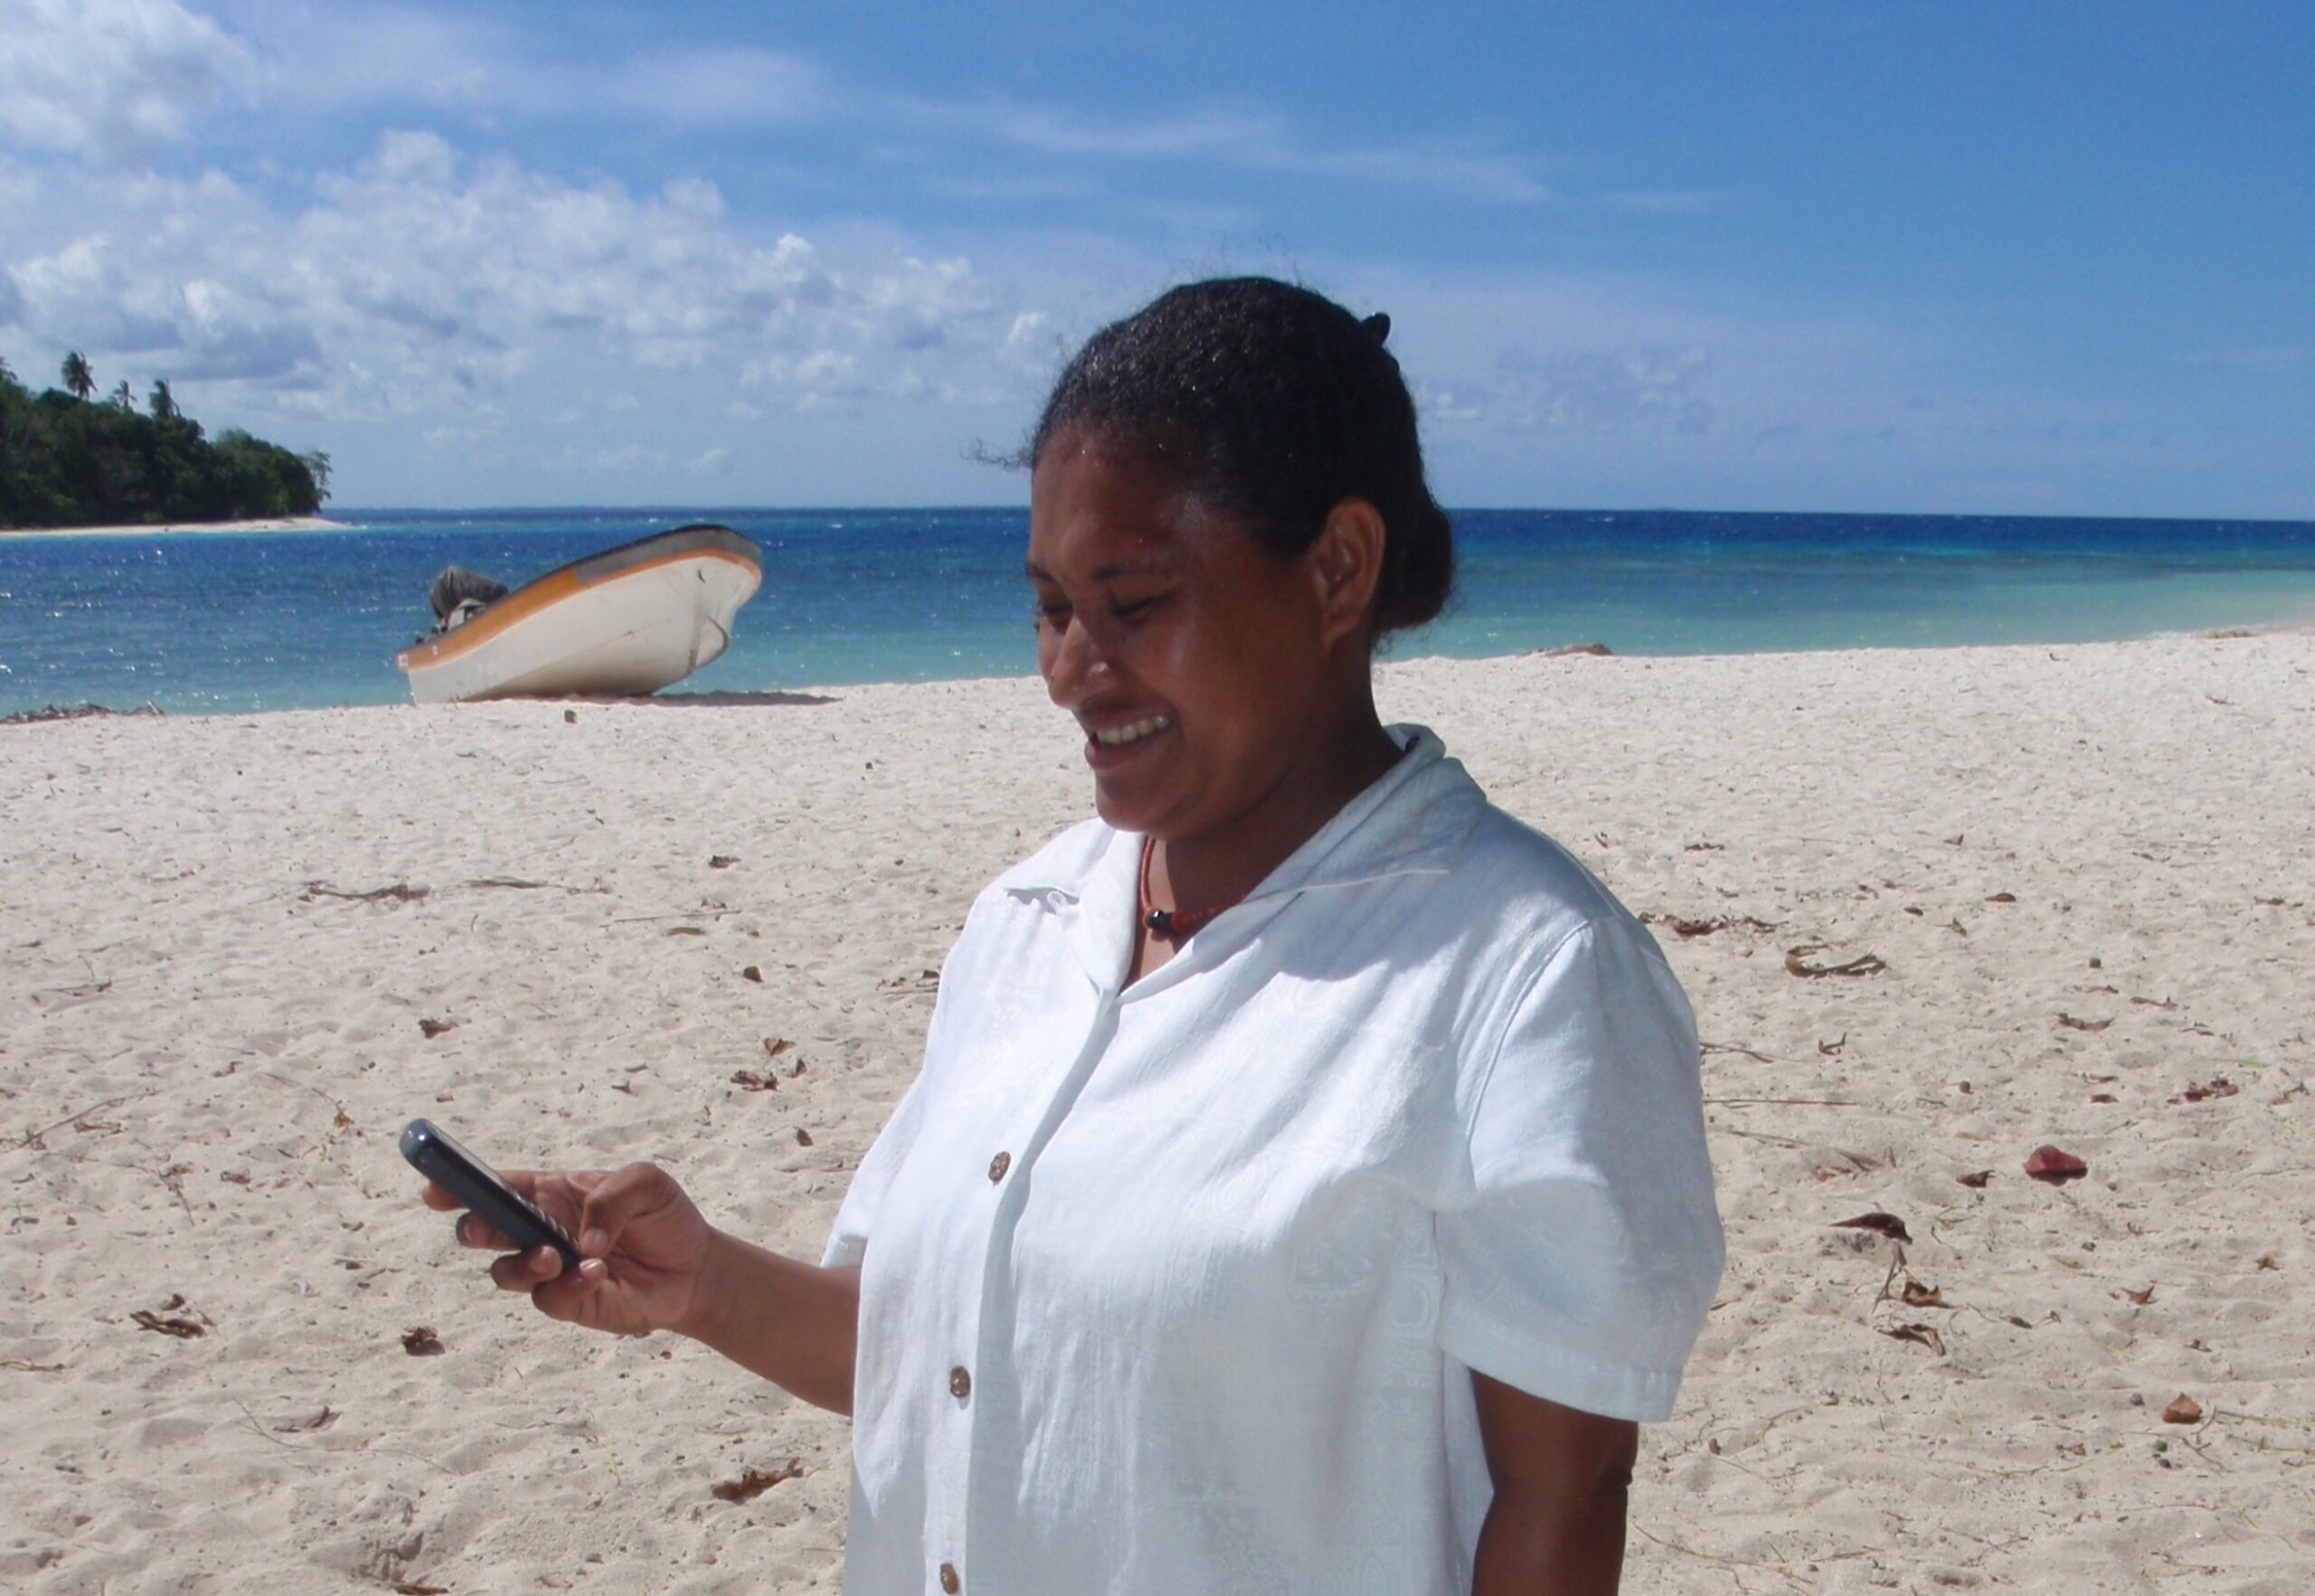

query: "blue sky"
left=2, top=1, right=2309, bottom=516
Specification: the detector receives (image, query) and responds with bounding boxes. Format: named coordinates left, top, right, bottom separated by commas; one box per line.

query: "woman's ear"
left=1309, top=496, right=1387, bottom=647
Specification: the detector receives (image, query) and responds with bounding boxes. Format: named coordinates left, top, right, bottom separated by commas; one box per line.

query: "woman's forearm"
left=676, top=1230, right=861, bottom=1414
left=1470, top=1478, right=1630, bottom=1595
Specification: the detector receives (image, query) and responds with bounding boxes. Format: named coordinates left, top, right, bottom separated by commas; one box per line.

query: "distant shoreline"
left=0, top=515, right=348, bottom=540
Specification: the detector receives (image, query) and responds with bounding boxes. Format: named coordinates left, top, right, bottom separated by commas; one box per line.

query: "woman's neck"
left=1148, top=694, right=1404, bottom=919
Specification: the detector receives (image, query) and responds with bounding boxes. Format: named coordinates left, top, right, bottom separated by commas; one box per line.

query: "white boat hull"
left=396, top=526, right=761, bottom=704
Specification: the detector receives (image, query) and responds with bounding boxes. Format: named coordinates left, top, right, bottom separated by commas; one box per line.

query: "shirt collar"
left=994, top=724, right=1483, bottom=907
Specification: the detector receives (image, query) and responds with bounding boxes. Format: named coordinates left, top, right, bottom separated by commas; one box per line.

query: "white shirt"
left=825, top=727, right=1723, bottom=1595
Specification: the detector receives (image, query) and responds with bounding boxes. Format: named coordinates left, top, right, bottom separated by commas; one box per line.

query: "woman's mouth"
left=1091, top=714, right=1173, bottom=747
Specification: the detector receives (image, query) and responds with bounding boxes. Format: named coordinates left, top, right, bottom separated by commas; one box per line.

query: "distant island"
left=0, top=353, right=330, bottom=532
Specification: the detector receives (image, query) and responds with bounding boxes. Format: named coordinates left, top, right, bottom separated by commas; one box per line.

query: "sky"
left=1, top=0, right=2310, bottom=517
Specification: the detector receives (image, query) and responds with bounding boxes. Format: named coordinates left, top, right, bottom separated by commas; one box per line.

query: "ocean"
left=4, top=507, right=2314, bottom=716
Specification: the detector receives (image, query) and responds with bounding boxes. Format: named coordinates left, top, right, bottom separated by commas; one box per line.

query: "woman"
left=425, top=278, right=1723, bottom=1594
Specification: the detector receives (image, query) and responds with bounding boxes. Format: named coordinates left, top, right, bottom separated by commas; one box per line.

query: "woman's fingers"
left=487, top=1244, right=566, bottom=1292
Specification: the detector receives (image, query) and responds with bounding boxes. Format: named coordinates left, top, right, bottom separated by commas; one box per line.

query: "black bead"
left=1145, top=908, right=1172, bottom=936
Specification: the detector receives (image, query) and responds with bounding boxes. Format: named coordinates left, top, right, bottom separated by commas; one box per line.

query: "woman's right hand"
left=423, top=1163, right=716, bottom=1338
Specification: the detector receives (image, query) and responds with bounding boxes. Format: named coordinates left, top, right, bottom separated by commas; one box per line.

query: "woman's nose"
left=1042, top=614, right=1110, bottom=704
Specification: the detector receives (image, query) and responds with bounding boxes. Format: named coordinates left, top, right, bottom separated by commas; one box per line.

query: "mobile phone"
left=400, top=1118, right=583, bottom=1270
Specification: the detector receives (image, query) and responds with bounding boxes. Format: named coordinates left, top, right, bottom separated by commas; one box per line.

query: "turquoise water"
left=3, top=507, right=2313, bottom=715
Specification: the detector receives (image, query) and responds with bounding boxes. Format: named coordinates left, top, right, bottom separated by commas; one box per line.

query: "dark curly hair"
left=1030, top=277, right=1455, bottom=637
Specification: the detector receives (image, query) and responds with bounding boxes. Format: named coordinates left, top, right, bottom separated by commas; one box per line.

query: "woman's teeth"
left=1093, top=714, right=1173, bottom=747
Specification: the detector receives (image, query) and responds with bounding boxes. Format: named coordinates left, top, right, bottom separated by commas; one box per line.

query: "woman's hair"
left=1029, top=277, right=1455, bottom=636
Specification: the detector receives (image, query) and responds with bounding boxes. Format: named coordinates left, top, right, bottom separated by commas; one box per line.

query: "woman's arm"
left=1469, top=1372, right=1640, bottom=1595
left=427, top=1161, right=862, bottom=1415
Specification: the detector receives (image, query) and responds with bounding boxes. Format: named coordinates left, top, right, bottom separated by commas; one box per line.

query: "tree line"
left=1, top=352, right=332, bottom=530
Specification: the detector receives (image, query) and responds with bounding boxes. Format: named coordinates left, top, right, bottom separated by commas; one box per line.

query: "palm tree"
left=149, top=379, right=178, bottom=421
left=109, top=380, right=136, bottom=411
left=61, top=352, right=96, bottom=401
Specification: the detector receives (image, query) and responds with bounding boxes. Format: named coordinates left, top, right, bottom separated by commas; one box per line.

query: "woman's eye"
left=1110, top=595, right=1160, bottom=620
left=1032, top=600, right=1070, bottom=628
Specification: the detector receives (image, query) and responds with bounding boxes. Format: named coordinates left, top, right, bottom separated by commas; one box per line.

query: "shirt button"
left=939, top=1563, right=961, bottom=1593
left=948, top=1365, right=971, bottom=1400
left=987, top=1151, right=1011, bottom=1183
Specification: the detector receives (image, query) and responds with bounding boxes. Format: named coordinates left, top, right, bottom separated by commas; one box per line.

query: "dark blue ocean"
left=4, top=507, right=2314, bottom=716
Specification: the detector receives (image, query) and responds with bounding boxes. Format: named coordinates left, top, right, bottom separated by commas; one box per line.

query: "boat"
left=395, top=524, right=761, bottom=704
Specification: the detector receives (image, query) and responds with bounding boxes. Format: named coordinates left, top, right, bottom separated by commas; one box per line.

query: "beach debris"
left=1947, top=917, right=1969, bottom=936
left=794, top=1128, right=814, bottom=1147
left=463, top=876, right=557, bottom=891
left=563, top=708, right=578, bottom=723
left=303, top=880, right=430, bottom=904
left=2173, top=1078, right=2238, bottom=1103
left=2057, top=1013, right=2112, bottom=1032
left=1, top=700, right=163, bottom=725
left=2130, top=994, right=2178, bottom=1009
left=418, top=1018, right=458, bottom=1039
left=665, top=926, right=706, bottom=937
left=1834, top=1212, right=1913, bottom=1243
left=2258, top=1253, right=2281, bottom=1270
left=273, top=1406, right=340, bottom=1432
left=709, top=855, right=739, bottom=869
left=1, top=1358, right=68, bottom=1373
left=2024, top=1145, right=2089, bottom=1184
left=402, top=1327, right=445, bottom=1356
left=729, top=1070, right=779, bottom=1092
left=2162, top=1394, right=2203, bottom=1425
left=1535, top=641, right=1611, bottom=656
left=1944, top=834, right=1965, bottom=845
left=1986, top=892, right=2017, bottom=903
left=1684, top=840, right=1724, bottom=852
left=1956, top=1170, right=1993, bottom=1189
left=763, top=1037, right=793, bottom=1058
left=2090, top=1093, right=2118, bottom=1103
left=392, top=1582, right=448, bottom=1595
left=1817, top=1034, right=1847, bottom=1056
left=2123, top=1285, right=2156, bottom=1305
left=1785, top=946, right=1887, bottom=978
left=1900, top=1277, right=1946, bottom=1308
left=711, top=1459, right=803, bottom=1503
left=1643, top=912, right=1777, bottom=939
left=1880, top=1322, right=1945, bottom=1355
left=131, top=1307, right=207, bottom=1338
left=741, top=965, right=763, bottom=983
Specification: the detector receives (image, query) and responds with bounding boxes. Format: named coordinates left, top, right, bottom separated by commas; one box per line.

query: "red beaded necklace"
left=1136, top=836, right=1247, bottom=943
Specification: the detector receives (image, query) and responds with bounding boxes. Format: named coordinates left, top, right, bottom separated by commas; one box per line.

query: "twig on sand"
left=608, top=908, right=740, bottom=924
left=1630, top=1525, right=1817, bottom=1592
left=1706, top=1097, right=1863, bottom=1108
left=1701, top=1041, right=1776, bottom=1063
left=302, top=881, right=429, bottom=904
left=14, top=1090, right=154, bottom=1151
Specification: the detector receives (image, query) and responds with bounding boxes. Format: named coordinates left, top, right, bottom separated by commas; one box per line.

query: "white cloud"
left=0, top=0, right=257, bottom=162
left=687, top=447, right=733, bottom=476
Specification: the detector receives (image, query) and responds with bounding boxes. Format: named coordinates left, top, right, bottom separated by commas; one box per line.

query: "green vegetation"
left=0, top=353, right=331, bottom=531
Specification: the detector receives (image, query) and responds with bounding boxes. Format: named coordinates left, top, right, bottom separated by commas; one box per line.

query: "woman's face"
left=1027, top=429, right=1342, bottom=843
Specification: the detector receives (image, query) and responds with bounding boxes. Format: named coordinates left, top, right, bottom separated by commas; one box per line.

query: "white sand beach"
left=4, top=632, right=2310, bottom=1593
left=0, top=516, right=347, bottom=539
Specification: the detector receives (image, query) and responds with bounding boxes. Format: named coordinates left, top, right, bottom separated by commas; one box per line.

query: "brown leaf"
left=711, top=1460, right=803, bottom=1503
left=794, top=1128, right=814, bottom=1147
left=2057, top=1013, right=2112, bottom=1033
left=2162, top=1394, right=2203, bottom=1424
left=1986, top=892, right=2017, bottom=903
left=130, top=1309, right=205, bottom=1338
left=740, top=966, right=762, bottom=984
left=1956, top=1169, right=1993, bottom=1189
left=665, top=926, right=706, bottom=937
left=2024, top=1145, right=2089, bottom=1184
left=762, top=1037, right=793, bottom=1058
left=392, top=1583, right=448, bottom=1596
left=1900, top=1278, right=1945, bottom=1308
left=1785, top=948, right=1888, bottom=978
left=729, top=1070, right=778, bottom=1092
left=2176, top=1078, right=2238, bottom=1103
left=1882, top=1322, right=1945, bottom=1355
left=1948, top=917, right=1969, bottom=937
left=332, top=1109, right=353, bottom=1129
left=563, top=708, right=577, bottom=724
left=419, top=1018, right=458, bottom=1039
left=402, top=1327, right=444, bottom=1356
left=2124, top=1285, right=2156, bottom=1305
left=2090, top=1093, right=2117, bottom=1104
left=1833, top=1212, right=1913, bottom=1243
left=709, top=855, right=739, bottom=869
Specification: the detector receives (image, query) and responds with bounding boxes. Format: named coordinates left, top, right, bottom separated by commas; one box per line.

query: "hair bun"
left=1360, top=312, right=1391, bottom=345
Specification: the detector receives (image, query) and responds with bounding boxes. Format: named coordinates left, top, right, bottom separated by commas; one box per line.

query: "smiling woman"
left=411, top=278, right=1723, bottom=1596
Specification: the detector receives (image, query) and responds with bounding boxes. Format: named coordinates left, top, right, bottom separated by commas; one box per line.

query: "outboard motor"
left=427, top=565, right=510, bottom=633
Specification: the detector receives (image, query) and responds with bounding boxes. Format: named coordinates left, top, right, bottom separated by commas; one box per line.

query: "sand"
left=3, top=632, right=2310, bottom=1593
left=0, top=516, right=347, bottom=539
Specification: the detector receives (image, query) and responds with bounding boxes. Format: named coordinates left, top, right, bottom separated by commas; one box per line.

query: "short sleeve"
left=1436, top=918, right=1724, bottom=1422
left=820, top=1068, right=929, bottom=1270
